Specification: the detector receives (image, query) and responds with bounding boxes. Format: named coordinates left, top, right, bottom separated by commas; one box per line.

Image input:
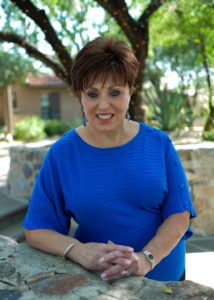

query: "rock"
left=0, top=262, right=16, bottom=278
left=0, top=242, right=213, bottom=300
left=0, top=235, right=17, bottom=247
left=22, top=164, right=32, bottom=179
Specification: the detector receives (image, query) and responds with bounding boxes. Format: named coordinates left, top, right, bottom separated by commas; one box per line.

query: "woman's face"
left=80, top=77, right=132, bottom=134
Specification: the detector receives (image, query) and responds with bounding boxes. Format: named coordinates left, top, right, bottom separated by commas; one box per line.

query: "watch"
left=141, top=249, right=155, bottom=269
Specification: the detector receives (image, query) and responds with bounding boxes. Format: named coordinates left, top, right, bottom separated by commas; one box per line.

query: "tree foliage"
left=0, top=49, right=36, bottom=87
left=0, top=0, right=164, bottom=122
left=149, top=0, right=214, bottom=129
left=0, top=0, right=213, bottom=128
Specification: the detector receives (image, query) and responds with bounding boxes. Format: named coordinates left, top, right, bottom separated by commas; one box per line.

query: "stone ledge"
left=175, top=142, right=214, bottom=151
left=0, top=239, right=213, bottom=300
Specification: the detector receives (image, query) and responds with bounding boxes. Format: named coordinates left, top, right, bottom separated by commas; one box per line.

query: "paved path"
left=0, top=140, right=214, bottom=288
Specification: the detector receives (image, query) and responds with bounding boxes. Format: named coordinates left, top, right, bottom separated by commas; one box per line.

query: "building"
left=0, top=73, right=82, bottom=133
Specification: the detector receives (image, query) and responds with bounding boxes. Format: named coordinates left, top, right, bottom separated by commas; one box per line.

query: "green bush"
left=44, top=119, right=72, bottom=136
left=0, top=126, right=7, bottom=141
left=202, top=130, right=214, bottom=141
left=13, top=115, right=46, bottom=141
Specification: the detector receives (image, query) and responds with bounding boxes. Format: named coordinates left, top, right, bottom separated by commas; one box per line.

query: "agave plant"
left=144, top=69, right=187, bottom=131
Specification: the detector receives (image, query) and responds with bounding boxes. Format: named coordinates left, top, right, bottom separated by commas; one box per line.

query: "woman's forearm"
left=24, top=229, right=134, bottom=272
left=142, top=211, right=190, bottom=268
left=24, top=228, right=79, bottom=258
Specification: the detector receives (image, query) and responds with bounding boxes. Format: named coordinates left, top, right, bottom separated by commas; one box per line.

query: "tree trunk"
left=200, top=38, right=214, bottom=131
left=129, top=90, right=147, bottom=123
left=129, top=54, right=148, bottom=123
left=204, top=106, right=214, bottom=131
left=129, top=23, right=149, bottom=123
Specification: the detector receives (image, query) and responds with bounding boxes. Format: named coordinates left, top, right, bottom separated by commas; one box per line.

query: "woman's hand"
left=99, top=241, right=152, bottom=281
left=69, top=241, right=134, bottom=272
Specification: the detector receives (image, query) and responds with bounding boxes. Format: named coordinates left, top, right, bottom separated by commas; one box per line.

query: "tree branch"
left=138, top=0, right=164, bottom=25
left=95, top=0, right=138, bottom=44
left=10, top=0, right=73, bottom=76
left=0, top=31, right=71, bottom=84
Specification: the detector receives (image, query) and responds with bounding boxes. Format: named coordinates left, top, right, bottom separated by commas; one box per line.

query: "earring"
left=83, top=119, right=87, bottom=127
left=126, top=111, right=131, bottom=121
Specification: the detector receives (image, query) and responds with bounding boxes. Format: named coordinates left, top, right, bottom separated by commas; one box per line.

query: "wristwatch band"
left=141, top=249, right=155, bottom=269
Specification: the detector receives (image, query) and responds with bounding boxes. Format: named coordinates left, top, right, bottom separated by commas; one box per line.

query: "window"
left=50, top=93, right=61, bottom=119
left=40, top=93, right=60, bottom=120
left=40, top=93, right=50, bottom=120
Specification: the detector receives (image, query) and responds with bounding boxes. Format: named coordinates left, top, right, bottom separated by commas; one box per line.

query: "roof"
left=25, top=73, right=67, bottom=88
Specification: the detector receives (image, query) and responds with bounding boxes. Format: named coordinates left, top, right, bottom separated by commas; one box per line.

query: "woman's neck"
left=77, top=120, right=139, bottom=148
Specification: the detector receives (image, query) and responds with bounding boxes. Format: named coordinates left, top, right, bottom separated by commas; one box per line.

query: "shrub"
left=13, top=115, right=46, bottom=141
left=0, top=126, right=7, bottom=141
left=44, top=119, right=71, bottom=136
left=202, top=130, right=214, bottom=141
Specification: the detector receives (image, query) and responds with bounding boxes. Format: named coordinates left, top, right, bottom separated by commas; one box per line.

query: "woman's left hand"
left=99, top=241, right=152, bottom=281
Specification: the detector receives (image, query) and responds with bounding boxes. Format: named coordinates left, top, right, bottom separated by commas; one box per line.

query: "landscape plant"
left=143, top=66, right=187, bottom=131
left=202, top=129, right=214, bottom=141
left=13, top=115, right=46, bottom=141
left=13, top=116, right=81, bottom=141
left=44, top=119, right=81, bottom=136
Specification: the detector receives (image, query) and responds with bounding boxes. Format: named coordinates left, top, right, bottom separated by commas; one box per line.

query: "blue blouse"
left=23, top=122, right=196, bottom=281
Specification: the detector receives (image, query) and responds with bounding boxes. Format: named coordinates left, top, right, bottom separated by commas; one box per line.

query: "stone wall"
left=177, top=144, right=214, bottom=236
left=6, top=142, right=214, bottom=236
left=0, top=235, right=213, bottom=300
left=7, top=146, right=47, bottom=200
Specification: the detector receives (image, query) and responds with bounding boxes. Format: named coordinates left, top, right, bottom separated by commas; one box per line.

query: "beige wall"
left=60, top=90, right=82, bottom=123
left=0, top=87, right=12, bottom=131
left=0, top=90, right=4, bottom=126
left=10, top=84, right=82, bottom=125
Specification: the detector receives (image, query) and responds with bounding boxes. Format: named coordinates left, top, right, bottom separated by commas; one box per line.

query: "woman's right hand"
left=69, top=241, right=134, bottom=271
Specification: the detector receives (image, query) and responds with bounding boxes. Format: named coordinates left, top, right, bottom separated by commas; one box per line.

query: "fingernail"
left=101, top=273, right=107, bottom=281
left=99, top=257, right=105, bottom=263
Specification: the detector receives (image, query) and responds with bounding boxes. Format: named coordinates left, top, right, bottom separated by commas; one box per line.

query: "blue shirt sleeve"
left=161, top=135, right=197, bottom=240
left=22, top=147, right=71, bottom=235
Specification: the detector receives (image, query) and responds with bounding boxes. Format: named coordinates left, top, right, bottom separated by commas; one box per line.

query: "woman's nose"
left=98, top=96, right=110, bottom=109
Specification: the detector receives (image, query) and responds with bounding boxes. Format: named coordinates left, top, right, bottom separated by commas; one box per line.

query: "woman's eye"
left=87, top=92, right=97, bottom=98
left=110, top=90, right=120, bottom=97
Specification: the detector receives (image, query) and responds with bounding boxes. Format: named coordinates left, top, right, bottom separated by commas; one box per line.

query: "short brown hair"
left=71, top=37, right=139, bottom=97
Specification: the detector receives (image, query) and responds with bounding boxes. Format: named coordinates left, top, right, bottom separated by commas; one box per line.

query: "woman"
left=23, top=37, right=196, bottom=282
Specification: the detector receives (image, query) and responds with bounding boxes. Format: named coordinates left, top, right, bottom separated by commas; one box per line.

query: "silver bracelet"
left=62, top=241, right=76, bottom=259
